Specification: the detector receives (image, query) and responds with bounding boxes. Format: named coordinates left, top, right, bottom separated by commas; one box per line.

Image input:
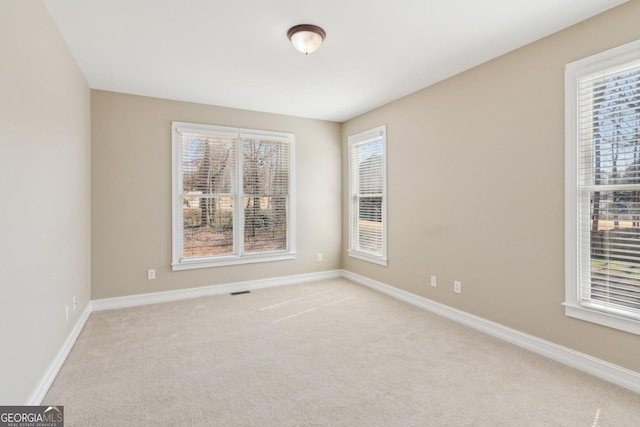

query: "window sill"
left=172, top=252, right=296, bottom=271
left=348, top=250, right=388, bottom=266
left=563, top=302, right=640, bottom=336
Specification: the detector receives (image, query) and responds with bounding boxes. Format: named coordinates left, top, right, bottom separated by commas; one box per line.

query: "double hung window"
left=172, top=122, right=295, bottom=270
left=348, top=125, right=387, bottom=266
left=565, top=40, right=640, bottom=334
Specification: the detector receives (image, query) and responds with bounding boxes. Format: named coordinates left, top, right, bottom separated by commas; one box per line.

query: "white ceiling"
left=43, top=0, right=626, bottom=122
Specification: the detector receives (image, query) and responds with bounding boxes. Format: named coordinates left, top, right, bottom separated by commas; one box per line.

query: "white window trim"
left=564, top=39, right=640, bottom=336
left=171, top=122, right=296, bottom=271
left=348, top=125, right=388, bottom=266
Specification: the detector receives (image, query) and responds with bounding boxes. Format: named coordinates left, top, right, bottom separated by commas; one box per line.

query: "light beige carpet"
left=44, top=279, right=640, bottom=426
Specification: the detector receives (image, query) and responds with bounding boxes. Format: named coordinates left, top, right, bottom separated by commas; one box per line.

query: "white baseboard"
left=29, top=270, right=342, bottom=403
left=343, top=270, right=640, bottom=394
left=29, top=268, right=638, bottom=404
left=92, top=270, right=343, bottom=311
left=26, top=302, right=92, bottom=405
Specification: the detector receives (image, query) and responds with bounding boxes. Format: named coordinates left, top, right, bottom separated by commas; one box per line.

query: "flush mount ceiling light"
left=287, top=24, right=326, bottom=55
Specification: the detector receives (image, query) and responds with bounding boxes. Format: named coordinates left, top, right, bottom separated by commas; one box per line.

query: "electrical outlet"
left=148, top=269, right=156, bottom=280
left=65, top=306, right=69, bottom=321
left=454, top=281, right=462, bottom=294
left=73, top=296, right=77, bottom=311
left=431, top=275, right=437, bottom=287
left=317, top=253, right=323, bottom=262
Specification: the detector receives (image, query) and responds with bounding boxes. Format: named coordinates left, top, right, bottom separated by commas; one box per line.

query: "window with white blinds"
left=172, top=122, right=295, bottom=270
left=565, top=39, right=640, bottom=335
left=348, top=125, right=387, bottom=265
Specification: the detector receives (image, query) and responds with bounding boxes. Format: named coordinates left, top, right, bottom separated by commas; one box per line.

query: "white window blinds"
left=241, top=134, right=290, bottom=254
left=348, top=126, right=387, bottom=265
left=172, top=123, right=295, bottom=269
left=575, top=54, right=640, bottom=321
left=179, top=131, right=237, bottom=258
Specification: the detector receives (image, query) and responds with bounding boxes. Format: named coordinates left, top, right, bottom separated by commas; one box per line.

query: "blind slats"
left=350, top=131, right=385, bottom=257
left=176, top=125, right=291, bottom=260
left=577, top=60, right=640, bottom=318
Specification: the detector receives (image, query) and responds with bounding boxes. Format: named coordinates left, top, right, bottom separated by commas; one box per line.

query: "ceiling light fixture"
left=287, top=24, right=326, bottom=55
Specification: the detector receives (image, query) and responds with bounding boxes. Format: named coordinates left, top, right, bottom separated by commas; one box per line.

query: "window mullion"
left=236, top=132, right=244, bottom=257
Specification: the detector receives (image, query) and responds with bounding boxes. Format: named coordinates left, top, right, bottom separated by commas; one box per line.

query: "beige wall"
left=342, top=0, right=640, bottom=373
left=91, top=91, right=342, bottom=300
left=0, top=1, right=91, bottom=404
